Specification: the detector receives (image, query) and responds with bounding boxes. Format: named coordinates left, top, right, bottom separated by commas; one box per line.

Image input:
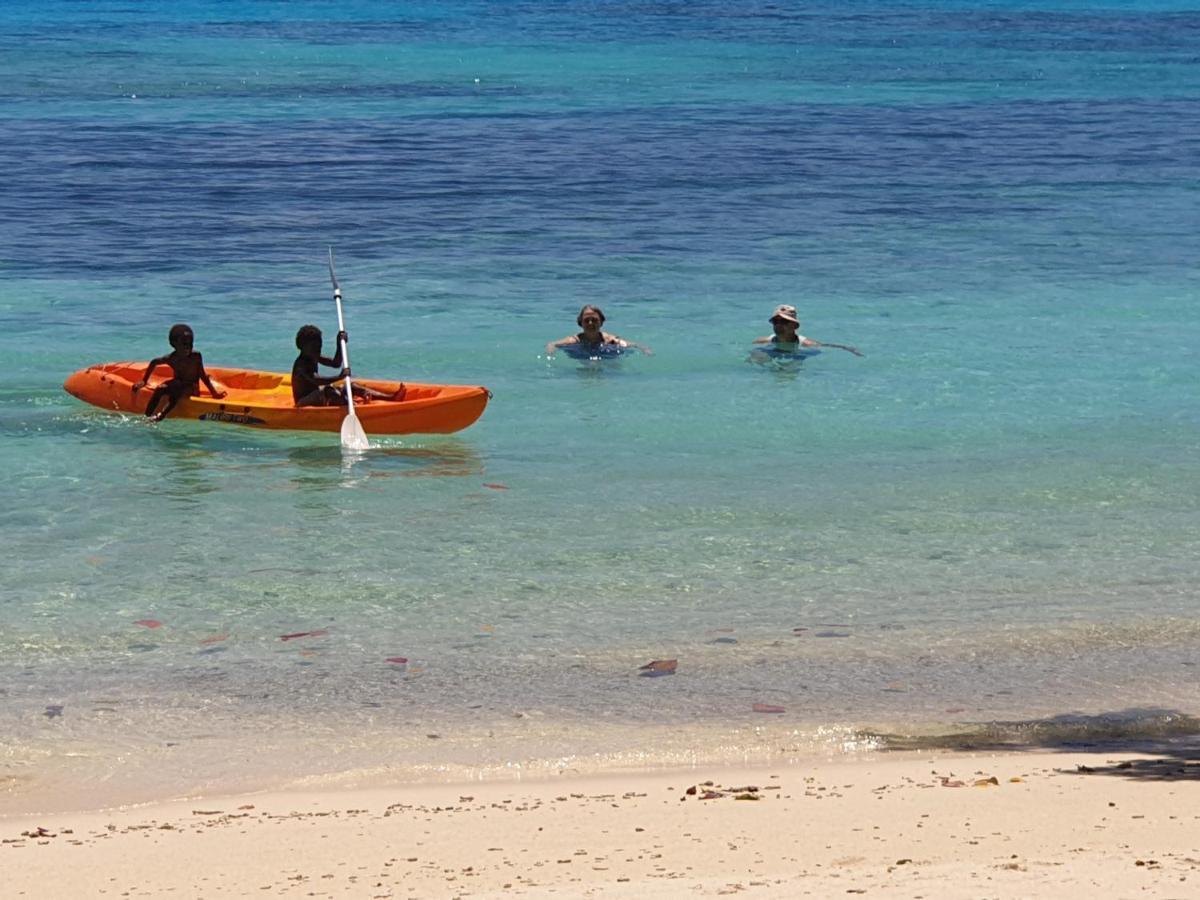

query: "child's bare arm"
left=319, top=333, right=347, bottom=369
left=316, top=368, right=350, bottom=387
left=132, top=356, right=168, bottom=391
left=196, top=357, right=226, bottom=398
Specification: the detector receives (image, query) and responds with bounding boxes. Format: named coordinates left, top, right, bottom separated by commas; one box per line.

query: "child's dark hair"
left=168, top=323, right=194, bottom=348
left=295, top=324, right=322, bottom=350
left=576, top=305, right=605, bottom=327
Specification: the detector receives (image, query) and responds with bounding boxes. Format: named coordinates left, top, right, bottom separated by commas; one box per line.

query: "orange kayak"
left=63, top=362, right=490, bottom=435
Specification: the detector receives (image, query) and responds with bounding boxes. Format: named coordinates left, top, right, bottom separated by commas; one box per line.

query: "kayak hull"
left=63, top=362, right=490, bottom=436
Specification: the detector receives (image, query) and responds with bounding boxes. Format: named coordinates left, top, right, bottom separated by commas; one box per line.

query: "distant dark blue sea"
left=1, top=1, right=1198, bottom=811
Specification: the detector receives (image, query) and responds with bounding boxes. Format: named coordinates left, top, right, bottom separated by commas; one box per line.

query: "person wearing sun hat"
left=753, top=304, right=863, bottom=356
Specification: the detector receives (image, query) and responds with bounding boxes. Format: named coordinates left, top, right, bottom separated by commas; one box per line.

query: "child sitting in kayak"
left=292, top=324, right=402, bottom=406
left=752, top=305, right=864, bottom=356
left=132, top=323, right=226, bottom=421
left=544, top=305, right=652, bottom=357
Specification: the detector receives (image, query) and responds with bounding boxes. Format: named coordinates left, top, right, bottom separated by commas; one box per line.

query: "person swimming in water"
left=752, top=305, right=863, bottom=356
left=544, top=305, right=652, bottom=357
left=131, top=323, right=226, bottom=421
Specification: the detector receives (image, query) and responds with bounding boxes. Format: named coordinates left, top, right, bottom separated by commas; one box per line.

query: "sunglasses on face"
left=581, top=316, right=600, bottom=325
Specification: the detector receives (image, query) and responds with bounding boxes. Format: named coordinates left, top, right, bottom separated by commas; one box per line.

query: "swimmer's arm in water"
left=544, top=335, right=580, bottom=356
left=607, top=333, right=652, bottom=356
left=809, top=339, right=864, bottom=357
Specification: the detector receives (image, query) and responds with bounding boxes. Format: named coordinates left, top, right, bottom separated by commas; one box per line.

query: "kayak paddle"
left=327, top=247, right=370, bottom=451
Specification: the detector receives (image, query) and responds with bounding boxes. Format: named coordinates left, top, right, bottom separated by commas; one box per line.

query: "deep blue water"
left=1, top=1, right=1198, bottom=811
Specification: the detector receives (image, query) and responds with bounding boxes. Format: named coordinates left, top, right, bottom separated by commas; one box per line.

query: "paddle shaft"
left=327, top=248, right=369, bottom=451
left=332, top=285, right=357, bottom=415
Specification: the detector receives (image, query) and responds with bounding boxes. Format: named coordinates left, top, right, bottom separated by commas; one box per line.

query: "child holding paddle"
left=132, top=323, right=226, bottom=421
left=291, top=325, right=402, bottom=406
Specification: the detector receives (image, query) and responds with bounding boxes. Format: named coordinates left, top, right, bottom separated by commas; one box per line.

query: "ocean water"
left=2, top=1, right=1199, bottom=812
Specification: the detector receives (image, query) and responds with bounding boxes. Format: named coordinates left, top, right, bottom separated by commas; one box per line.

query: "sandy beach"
left=5, top=748, right=1198, bottom=899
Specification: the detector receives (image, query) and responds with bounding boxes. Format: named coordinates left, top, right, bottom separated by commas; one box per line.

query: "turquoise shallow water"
left=2, top=2, right=1199, bottom=810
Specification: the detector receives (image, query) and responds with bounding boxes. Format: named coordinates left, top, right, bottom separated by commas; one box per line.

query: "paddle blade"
left=340, top=412, right=370, bottom=451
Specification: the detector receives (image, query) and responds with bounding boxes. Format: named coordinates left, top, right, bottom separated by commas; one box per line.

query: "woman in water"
left=545, top=305, right=652, bottom=357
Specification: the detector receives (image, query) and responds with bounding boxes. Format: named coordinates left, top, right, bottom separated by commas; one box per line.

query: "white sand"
left=4, top=749, right=1199, bottom=898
